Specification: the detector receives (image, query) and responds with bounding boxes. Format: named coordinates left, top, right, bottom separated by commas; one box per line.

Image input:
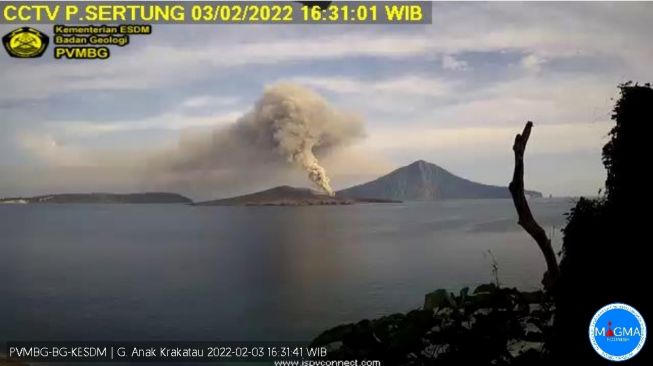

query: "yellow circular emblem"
left=3, top=27, right=49, bottom=58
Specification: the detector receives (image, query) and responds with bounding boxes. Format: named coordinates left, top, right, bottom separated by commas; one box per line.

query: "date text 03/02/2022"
left=1, top=2, right=431, bottom=24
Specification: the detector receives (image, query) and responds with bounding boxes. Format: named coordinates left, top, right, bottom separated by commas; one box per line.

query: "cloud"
left=50, top=111, right=244, bottom=138
left=442, top=54, right=469, bottom=70
left=363, top=122, right=611, bottom=156
left=3, top=4, right=652, bottom=102
left=3, top=3, right=652, bottom=197
left=287, top=75, right=450, bottom=98
left=14, top=83, right=367, bottom=199
left=180, top=95, right=240, bottom=109
left=425, top=74, right=618, bottom=128
left=521, top=54, right=546, bottom=73
left=18, top=134, right=88, bottom=167
left=0, top=32, right=435, bottom=102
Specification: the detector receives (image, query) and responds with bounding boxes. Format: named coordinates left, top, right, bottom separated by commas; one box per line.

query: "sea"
left=0, top=198, right=574, bottom=343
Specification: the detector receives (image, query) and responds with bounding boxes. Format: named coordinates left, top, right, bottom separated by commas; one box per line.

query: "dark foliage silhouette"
left=310, top=83, right=652, bottom=365
left=551, top=83, right=652, bottom=365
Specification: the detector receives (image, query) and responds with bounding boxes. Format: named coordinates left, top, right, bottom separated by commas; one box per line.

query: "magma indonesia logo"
left=2, top=27, right=49, bottom=58
left=590, top=303, right=647, bottom=361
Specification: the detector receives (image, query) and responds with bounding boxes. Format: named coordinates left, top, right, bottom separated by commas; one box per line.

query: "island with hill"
left=193, top=186, right=400, bottom=206
left=338, top=160, right=542, bottom=201
left=0, top=160, right=542, bottom=207
left=0, top=192, right=192, bottom=204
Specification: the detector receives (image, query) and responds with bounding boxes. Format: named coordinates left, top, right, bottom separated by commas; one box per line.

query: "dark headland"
left=0, top=193, right=192, bottom=204
left=194, top=186, right=400, bottom=206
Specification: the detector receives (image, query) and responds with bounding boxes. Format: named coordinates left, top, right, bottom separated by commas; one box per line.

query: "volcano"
left=193, top=186, right=399, bottom=206
left=337, top=160, right=542, bottom=201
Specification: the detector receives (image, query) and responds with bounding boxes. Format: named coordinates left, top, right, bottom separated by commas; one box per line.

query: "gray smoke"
left=155, top=83, right=365, bottom=197
left=235, top=83, right=363, bottom=195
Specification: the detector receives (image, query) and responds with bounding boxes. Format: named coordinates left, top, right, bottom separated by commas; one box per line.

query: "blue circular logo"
left=589, top=303, right=647, bottom=361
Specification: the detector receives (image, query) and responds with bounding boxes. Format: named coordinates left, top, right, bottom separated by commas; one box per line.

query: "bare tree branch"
left=509, top=121, right=560, bottom=290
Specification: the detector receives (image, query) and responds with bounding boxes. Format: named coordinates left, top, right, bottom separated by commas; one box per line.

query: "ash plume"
left=233, top=83, right=363, bottom=195
left=154, top=83, right=364, bottom=197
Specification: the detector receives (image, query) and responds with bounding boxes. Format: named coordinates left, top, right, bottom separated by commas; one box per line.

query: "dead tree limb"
left=509, top=121, right=559, bottom=290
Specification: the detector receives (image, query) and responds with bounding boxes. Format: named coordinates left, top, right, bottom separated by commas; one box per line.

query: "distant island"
left=194, top=186, right=400, bottom=206
left=193, top=159, right=542, bottom=206
left=0, top=160, right=542, bottom=206
left=0, top=193, right=192, bottom=204
left=338, top=160, right=542, bottom=201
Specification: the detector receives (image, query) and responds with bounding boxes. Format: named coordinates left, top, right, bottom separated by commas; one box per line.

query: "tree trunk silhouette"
left=509, top=121, right=559, bottom=290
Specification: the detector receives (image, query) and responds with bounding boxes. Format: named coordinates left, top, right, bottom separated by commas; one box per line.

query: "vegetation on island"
left=0, top=192, right=192, bottom=204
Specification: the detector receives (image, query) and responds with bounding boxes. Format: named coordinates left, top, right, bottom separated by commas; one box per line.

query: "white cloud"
left=179, top=95, right=239, bottom=109
left=288, top=75, right=450, bottom=98
left=363, top=122, right=611, bottom=156
left=44, top=110, right=243, bottom=139
left=521, top=54, right=546, bottom=73
left=425, top=74, right=619, bottom=128
left=442, top=54, right=469, bottom=71
left=0, top=33, right=436, bottom=101
left=3, top=3, right=652, bottom=196
left=3, top=4, right=653, bottom=100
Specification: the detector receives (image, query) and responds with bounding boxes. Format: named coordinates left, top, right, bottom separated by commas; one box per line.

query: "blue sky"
left=1, top=2, right=652, bottom=199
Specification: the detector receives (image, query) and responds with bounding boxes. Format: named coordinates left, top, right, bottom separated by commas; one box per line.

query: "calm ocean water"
left=0, top=199, right=573, bottom=342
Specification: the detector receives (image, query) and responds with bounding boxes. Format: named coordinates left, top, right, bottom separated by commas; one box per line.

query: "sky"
left=1, top=2, right=652, bottom=200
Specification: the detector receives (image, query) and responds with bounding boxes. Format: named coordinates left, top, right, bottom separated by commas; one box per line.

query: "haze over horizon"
left=2, top=2, right=653, bottom=199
